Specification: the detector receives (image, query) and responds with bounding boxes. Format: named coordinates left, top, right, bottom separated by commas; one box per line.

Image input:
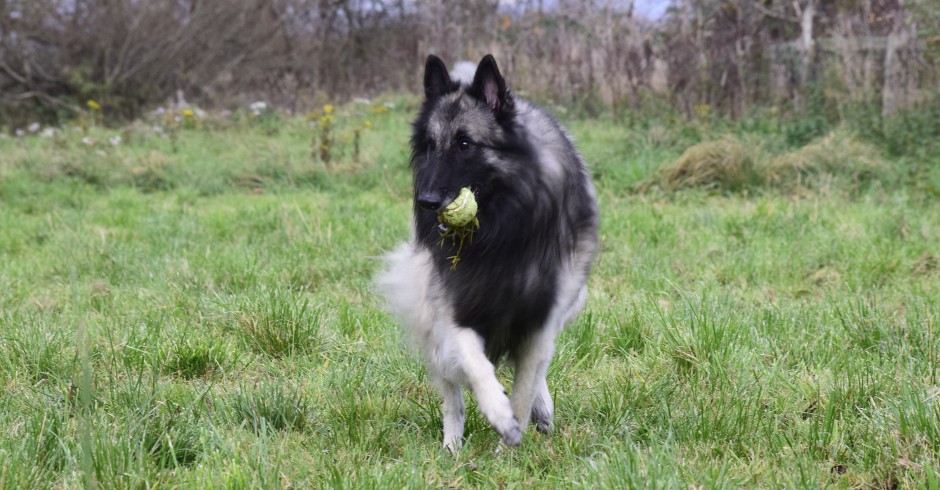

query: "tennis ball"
left=439, top=187, right=477, bottom=228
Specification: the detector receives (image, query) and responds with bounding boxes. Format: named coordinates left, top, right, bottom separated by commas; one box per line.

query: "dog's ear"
left=424, top=55, right=455, bottom=100
left=469, top=55, right=513, bottom=116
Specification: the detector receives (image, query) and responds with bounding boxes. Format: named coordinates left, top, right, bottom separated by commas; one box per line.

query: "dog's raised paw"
left=498, top=420, right=522, bottom=447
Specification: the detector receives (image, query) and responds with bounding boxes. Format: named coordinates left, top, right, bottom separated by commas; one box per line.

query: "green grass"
left=1, top=99, right=939, bottom=488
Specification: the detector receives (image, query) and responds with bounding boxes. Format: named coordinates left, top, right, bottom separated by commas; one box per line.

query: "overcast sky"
left=496, top=0, right=672, bottom=20
left=634, top=0, right=671, bottom=19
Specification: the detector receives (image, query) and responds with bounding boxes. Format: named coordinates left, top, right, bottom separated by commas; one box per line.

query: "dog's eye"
left=458, top=140, right=471, bottom=151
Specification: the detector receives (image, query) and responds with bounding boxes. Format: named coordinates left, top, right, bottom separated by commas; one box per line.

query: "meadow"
left=1, top=98, right=939, bottom=488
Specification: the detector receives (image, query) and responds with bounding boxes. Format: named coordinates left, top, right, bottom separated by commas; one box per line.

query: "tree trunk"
left=796, top=0, right=816, bottom=109
left=882, top=10, right=916, bottom=116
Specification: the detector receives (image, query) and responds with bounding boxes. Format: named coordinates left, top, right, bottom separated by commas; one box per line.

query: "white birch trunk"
left=882, top=11, right=916, bottom=116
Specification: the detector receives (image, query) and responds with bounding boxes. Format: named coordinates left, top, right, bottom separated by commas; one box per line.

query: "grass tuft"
left=913, top=252, right=940, bottom=277
left=1, top=313, right=73, bottom=382
left=235, top=288, right=324, bottom=358
left=160, top=335, right=238, bottom=379
left=605, top=308, right=648, bottom=357
left=136, top=407, right=205, bottom=468
left=225, top=382, right=312, bottom=433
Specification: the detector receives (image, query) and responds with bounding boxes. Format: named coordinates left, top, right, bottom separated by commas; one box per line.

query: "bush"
left=843, top=97, right=940, bottom=159
left=0, top=1, right=289, bottom=122
left=880, top=104, right=940, bottom=158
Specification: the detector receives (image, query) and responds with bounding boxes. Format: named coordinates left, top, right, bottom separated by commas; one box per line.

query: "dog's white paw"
left=476, top=384, right=522, bottom=447
left=443, top=436, right=463, bottom=454
left=496, top=417, right=522, bottom=447
left=443, top=433, right=463, bottom=456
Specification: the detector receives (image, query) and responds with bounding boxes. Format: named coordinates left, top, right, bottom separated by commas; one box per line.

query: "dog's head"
left=410, top=54, right=517, bottom=213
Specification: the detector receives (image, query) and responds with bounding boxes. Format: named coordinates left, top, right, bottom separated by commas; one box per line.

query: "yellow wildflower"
left=693, top=103, right=711, bottom=119
left=87, top=100, right=101, bottom=111
left=363, top=120, right=372, bottom=129
left=323, top=105, right=334, bottom=114
left=182, top=109, right=195, bottom=119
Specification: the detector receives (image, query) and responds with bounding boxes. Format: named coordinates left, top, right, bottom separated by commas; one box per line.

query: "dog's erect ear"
left=469, top=55, right=512, bottom=115
left=424, top=55, right=454, bottom=100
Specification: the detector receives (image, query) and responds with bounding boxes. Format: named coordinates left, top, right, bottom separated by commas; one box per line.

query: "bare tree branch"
left=749, top=0, right=799, bottom=23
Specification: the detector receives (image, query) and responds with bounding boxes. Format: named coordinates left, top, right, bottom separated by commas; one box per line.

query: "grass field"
left=2, top=98, right=940, bottom=488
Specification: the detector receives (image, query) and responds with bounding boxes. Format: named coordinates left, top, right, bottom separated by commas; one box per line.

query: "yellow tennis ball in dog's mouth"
left=439, top=187, right=477, bottom=228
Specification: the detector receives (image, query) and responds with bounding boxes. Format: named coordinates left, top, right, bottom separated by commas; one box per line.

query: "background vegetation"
left=2, top=1, right=938, bottom=124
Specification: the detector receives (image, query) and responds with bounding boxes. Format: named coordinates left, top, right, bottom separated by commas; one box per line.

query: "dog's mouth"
left=435, top=186, right=479, bottom=235
left=442, top=186, right=477, bottom=207
left=432, top=187, right=477, bottom=209
left=433, top=197, right=456, bottom=235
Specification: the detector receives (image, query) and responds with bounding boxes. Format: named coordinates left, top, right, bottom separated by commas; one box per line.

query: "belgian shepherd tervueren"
left=376, top=54, right=598, bottom=451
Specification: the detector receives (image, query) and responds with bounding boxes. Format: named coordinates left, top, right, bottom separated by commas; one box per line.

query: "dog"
left=375, top=54, right=598, bottom=451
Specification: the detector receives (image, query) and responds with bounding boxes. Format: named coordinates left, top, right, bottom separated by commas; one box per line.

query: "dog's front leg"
left=435, top=377, right=465, bottom=452
left=451, top=328, right=521, bottom=447
left=510, top=329, right=558, bottom=434
left=529, top=375, right=554, bottom=434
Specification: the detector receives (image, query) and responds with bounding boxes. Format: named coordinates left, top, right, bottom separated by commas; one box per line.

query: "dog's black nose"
left=417, top=193, right=443, bottom=211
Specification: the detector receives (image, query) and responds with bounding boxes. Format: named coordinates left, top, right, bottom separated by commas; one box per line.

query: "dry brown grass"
left=913, top=252, right=940, bottom=277
left=655, top=135, right=763, bottom=192
left=653, top=130, right=888, bottom=194
left=766, top=131, right=888, bottom=190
